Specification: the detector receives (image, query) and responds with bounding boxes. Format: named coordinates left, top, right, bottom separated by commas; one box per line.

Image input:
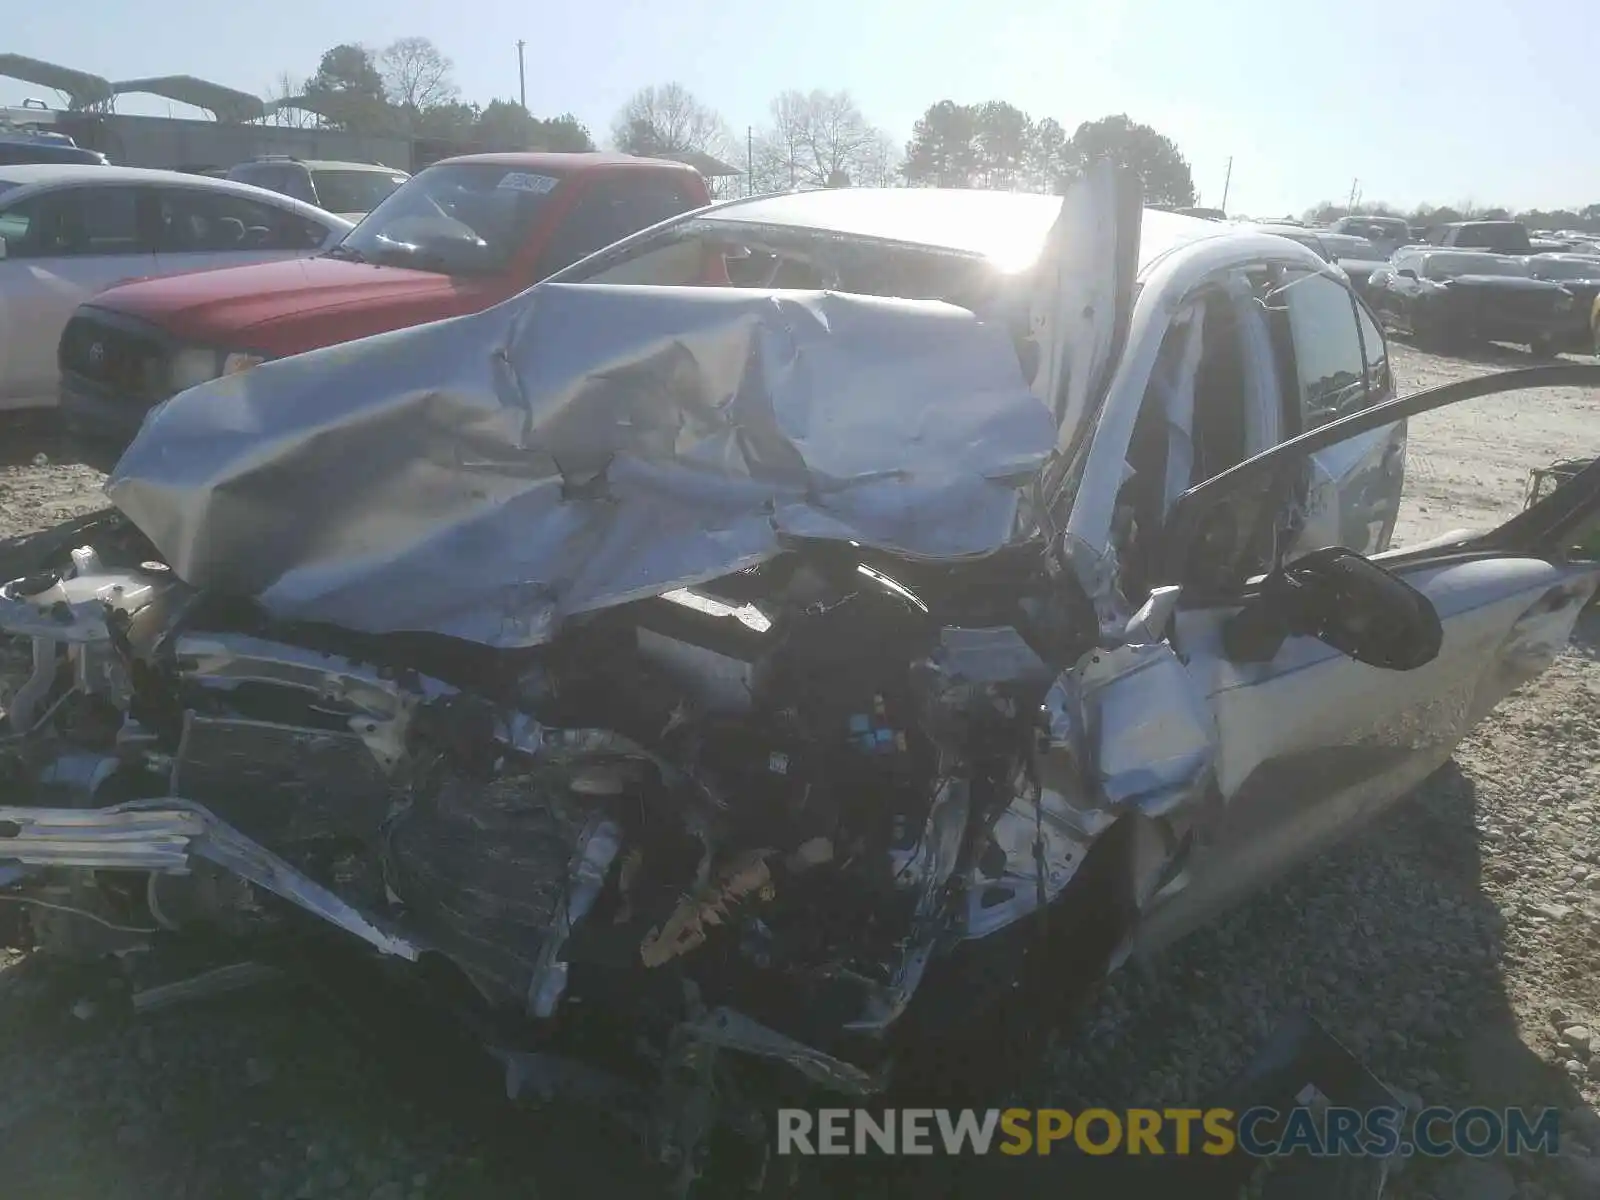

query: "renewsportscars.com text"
left=776, top=1106, right=1561, bottom=1158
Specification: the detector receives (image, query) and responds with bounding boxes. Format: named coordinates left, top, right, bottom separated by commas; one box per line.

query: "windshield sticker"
left=498, top=172, right=559, bottom=195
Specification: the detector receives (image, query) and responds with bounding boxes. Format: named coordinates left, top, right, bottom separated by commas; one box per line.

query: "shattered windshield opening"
left=334, top=163, right=561, bottom=276
left=567, top=217, right=1005, bottom=309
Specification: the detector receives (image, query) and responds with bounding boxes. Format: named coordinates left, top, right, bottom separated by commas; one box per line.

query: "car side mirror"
left=1220, top=546, right=1442, bottom=671
left=1397, top=268, right=1417, bottom=279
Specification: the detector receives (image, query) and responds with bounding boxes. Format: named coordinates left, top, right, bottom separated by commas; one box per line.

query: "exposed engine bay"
left=0, top=509, right=1171, bottom=1181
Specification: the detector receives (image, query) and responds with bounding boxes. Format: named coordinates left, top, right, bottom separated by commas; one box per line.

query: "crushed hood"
left=106, top=283, right=1058, bottom=648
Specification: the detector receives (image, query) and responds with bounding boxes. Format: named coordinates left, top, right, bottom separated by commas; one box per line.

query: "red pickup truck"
left=56, top=151, right=713, bottom=469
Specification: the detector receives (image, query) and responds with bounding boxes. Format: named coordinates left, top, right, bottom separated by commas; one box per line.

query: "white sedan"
left=0, top=164, right=352, bottom=412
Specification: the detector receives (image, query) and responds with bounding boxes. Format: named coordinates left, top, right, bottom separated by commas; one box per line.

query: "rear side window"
left=310, top=169, right=406, bottom=214
left=233, top=164, right=315, bottom=204
left=155, top=188, right=326, bottom=253
left=0, top=186, right=147, bottom=257
left=535, top=175, right=700, bottom=279
left=1282, top=272, right=1373, bottom=430
left=229, top=164, right=286, bottom=194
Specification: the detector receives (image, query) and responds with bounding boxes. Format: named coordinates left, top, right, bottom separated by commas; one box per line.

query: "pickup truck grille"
left=58, top=314, right=170, bottom=400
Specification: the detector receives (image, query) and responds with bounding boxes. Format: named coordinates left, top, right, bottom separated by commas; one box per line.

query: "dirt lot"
left=3, top=343, right=1600, bottom=1200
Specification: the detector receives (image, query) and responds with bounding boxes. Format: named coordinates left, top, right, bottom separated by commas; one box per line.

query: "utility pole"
left=1220, top=156, right=1233, bottom=213
left=516, top=41, right=527, bottom=113
left=1347, top=177, right=1359, bottom=211
left=747, top=125, right=753, bottom=197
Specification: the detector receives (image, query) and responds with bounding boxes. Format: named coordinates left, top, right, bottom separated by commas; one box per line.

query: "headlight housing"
left=167, top=348, right=266, bottom=394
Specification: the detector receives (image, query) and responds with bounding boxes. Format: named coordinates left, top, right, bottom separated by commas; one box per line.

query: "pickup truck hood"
left=88, top=256, right=460, bottom=343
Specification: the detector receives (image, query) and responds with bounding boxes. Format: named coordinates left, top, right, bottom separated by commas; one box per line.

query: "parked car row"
left=223, top=156, right=410, bottom=222
left=0, top=152, right=710, bottom=455
left=0, top=165, right=354, bottom=412
left=53, top=153, right=712, bottom=468
left=1366, top=249, right=1592, bottom=355
left=0, top=129, right=407, bottom=220
left=10, top=155, right=1600, bottom=481
left=1240, top=216, right=1600, bottom=356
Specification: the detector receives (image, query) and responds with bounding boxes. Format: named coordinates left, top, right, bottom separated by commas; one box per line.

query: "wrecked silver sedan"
left=2, top=164, right=1599, bottom=1188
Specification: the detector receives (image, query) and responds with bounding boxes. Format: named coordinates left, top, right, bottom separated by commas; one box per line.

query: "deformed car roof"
left=702, top=187, right=1226, bottom=274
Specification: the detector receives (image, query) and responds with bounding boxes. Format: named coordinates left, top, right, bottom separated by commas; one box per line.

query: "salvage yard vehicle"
left=1523, top=253, right=1600, bottom=353
left=1241, top=225, right=1385, bottom=300
left=0, top=164, right=352, bottom=412
left=224, top=155, right=409, bottom=222
left=1426, top=218, right=1533, bottom=254
left=1315, top=232, right=1389, bottom=300
left=3, top=166, right=1600, bottom=1196
left=56, top=151, right=713, bottom=469
left=1330, top=214, right=1412, bottom=258
left=1367, top=248, right=1587, bottom=354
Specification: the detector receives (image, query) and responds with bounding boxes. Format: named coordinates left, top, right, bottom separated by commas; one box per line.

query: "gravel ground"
left=4, top=342, right=1600, bottom=1199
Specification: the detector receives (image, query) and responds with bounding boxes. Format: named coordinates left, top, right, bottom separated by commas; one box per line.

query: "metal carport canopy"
left=0, top=54, right=113, bottom=107
left=110, top=75, right=265, bottom=122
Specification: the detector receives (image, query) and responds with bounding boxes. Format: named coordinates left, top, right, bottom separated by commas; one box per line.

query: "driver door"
left=1130, top=364, right=1600, bottom=953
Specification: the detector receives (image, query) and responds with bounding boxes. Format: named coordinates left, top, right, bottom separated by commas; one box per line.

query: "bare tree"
left=854, top=130, right=901, bottom=188
left=265, top=72, right=316, bottom=128
left=750, top=90, right=893, bottom=192
left=610, top=83, right=731, bottom=160
left=380, top=37, right=458, bottom=115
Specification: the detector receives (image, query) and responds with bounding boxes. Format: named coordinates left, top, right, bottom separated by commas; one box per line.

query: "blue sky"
left=5, top=0, right=1593, bottom=218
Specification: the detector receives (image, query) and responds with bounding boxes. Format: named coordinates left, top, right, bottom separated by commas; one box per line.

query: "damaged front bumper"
left=0, top=798, right=419, bottom=961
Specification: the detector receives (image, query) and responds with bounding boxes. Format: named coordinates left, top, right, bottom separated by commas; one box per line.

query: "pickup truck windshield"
left=334, top=163, right=562, bottom=275
left=1449, top=223, right=1531, bottom=252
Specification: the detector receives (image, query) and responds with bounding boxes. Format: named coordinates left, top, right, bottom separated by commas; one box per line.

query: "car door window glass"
left=1355, top=300, right=1391, bottom=403
left=156, top=189, right=322, bottom=252
left=0, top=187, right=144, bottom=258
left=1282, top=272, right=1370, bottom=430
